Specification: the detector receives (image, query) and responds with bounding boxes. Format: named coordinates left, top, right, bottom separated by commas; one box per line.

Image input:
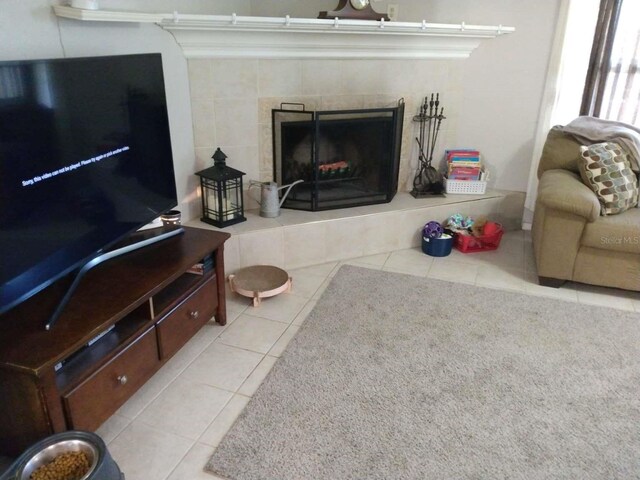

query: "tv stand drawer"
left=62, top=327, right=160, bottom=431
left=156, top=274, right=217, bottom=359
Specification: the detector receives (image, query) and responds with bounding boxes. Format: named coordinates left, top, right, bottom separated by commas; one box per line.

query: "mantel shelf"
left=53, top=5, right=515, bottom=60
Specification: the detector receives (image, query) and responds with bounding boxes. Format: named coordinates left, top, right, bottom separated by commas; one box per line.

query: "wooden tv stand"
left=0, top=227, right=230, bottom=457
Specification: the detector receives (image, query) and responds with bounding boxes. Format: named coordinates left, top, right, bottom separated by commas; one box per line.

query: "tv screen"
left=0, top=53, right=178, bottom=315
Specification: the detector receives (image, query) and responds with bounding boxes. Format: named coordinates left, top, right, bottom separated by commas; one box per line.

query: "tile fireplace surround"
left=187, top=189, right=525, bottom=274
left=189, top=58, right=466, bottom=205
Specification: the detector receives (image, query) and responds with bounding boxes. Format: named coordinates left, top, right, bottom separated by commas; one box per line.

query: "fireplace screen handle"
left=280, top=102, right=306, bottom=111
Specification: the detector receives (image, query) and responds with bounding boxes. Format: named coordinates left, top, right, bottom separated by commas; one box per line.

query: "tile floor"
left=97, top=230, right=640, bottom=480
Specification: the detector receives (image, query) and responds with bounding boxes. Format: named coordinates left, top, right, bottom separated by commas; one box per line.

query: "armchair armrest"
left=537, top=169, right=600, bottom=222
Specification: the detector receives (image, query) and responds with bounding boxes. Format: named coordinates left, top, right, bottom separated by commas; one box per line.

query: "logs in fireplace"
left=272, top=100, right=404, bottom=211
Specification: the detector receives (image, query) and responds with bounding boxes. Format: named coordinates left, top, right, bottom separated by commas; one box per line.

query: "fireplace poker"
left=428, top=107, right=445, bottom=165
left=425, top=94, right=434, bottom=166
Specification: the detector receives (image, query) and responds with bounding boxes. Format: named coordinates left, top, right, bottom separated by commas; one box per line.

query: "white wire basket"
left=444, top=178, right=487, bottom=195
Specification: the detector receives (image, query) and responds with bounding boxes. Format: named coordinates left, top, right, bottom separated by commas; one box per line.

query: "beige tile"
left=210, top=59, right=258, bottom=99
left=225, top=283, right=250, bottom=314
left=524, top=248, right=537, bottom=274
left=181, top=342, right=264, bottom=392
left=445, top=245, right=524, bottom=271
left=160, top=322, right=227, bottom=377
left=222, top=235, right=241, bottom=275
left=187, top=59, right=213, bottom=100
left=481, top=247, right=525, bottom=271
left=324, top=217, right=365, bottom=261
left=342, top=60, right=396, bottom=95
left=137, top=377, right=232, bottom=440
left=96, top=414, right=130, bottom=445
left=194, top=147, right=215, bottom=173
left=290, top=262, right=338, bottom=278
left=293, top=299, right=317, bottom=325
left=497, top=192, right=526, bottom=230
left=289, top=273, right=327, bottom=298
left=213, top=98, right=258, bottom=147
left=320, top=95, right=365, bottom=110
left=275, top=209, right=323, bottom=227
left=238, top=354, right=279, bottom=396
left=115, top=365, right=176, bottom=419
left=475, top=265, right=527, bottom=293
left=258, top=59, right=302, bottom=96
left=332, top=259, right=383, bottom=276
left=199, top=394, right=251, bottom=447
left=190, top=99, right=216, bottom=148
left=224, top=308, right=244, bottom=326
left=312, top=276, right=336, bottom=300
left=301, top=59, right=344, bottom=95
left=575, top=284, right=636, bottom=312
left=245, top=292, right=309, bottom=323
left=217, top=314, right=289, bottom=354
left=317, top=206, right=369, bottom=220
left=497, top=230, right=525, bottom=254
left=233, top=210, right=282, bottom=233
left=428, top=258, right=479, bottom=285
left=283, top=222, right=327, bottom=269
left=524, top=272, right=578, bottom=302
left=362, top=94, right=405, bottom=109
left=167, top=442, right=221, bottom=480
left=108, top=421, right=192, bottom=480
left=361, top=213, right=402, bottom=255
left=382, top=248, right=432, bottom=277
left=259, top=123, right=273, bottom=171
left=258, top=97, right=282, bottom=124
left=268, top=324, right=300, bottom=357
left=395, top=209, right=430, bottom=249
left=341, top=253, right=389, bottom=269
left=259, top=168, right=274, bottom=182
left=237, top=228, right=285, bottom=268
left=382, top=264, right=427, bottom=277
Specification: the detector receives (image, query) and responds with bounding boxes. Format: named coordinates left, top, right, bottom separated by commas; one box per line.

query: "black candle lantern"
left=195, top=148, right=246, bottom=228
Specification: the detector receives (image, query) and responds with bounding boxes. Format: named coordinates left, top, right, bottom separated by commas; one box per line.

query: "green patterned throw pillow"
left=579, top=142, right=639, bottom=215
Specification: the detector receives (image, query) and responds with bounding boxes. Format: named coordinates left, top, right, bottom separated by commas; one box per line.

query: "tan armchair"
left=531, top=126, right=640, bottom=291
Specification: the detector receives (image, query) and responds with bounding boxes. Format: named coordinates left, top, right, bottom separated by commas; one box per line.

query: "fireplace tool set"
left=411, top=93, right=446, bottom=197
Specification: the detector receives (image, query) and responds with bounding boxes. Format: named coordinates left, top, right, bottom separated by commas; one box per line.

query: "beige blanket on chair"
left=563, top=116, right=640, bottom=172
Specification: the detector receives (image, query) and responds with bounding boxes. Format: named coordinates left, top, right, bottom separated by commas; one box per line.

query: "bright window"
left=601, top=0, right=640, bottom=125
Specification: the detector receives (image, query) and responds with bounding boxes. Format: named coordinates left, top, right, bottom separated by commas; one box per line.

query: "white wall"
left=0, top=0, right=560, bottom=219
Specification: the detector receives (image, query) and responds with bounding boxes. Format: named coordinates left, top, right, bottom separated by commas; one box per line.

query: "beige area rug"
left=207, top=265, right=640, bottom=479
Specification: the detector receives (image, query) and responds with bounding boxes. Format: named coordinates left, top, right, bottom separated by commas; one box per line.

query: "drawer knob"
left=117, top=375, right=128, bottom=385
left=189, top=310, right=200, bottom=319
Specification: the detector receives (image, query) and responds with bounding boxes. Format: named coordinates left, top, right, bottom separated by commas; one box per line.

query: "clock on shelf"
left=318, top=0, right=390, bottom=21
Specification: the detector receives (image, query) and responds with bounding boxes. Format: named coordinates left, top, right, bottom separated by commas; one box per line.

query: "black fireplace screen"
left=272, top=101, right=404, bottom=211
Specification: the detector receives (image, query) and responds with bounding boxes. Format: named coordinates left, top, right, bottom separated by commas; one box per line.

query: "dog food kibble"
left=30, top=451, right=90, bottom=480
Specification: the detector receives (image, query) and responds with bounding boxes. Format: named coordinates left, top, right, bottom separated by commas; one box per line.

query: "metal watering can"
left=249, top=179, right=304, bottom=218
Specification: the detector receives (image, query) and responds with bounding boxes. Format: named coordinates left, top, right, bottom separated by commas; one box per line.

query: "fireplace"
left=272, top=101, right=404, bottom=211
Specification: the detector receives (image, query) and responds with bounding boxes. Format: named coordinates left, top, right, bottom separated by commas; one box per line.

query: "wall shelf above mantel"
left=53, top=5, right=515, bottom=60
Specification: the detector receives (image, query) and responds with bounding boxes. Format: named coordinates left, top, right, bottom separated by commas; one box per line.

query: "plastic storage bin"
left=444, top=178, right=487, bottom=195
left=454, top=225, right=504, bottom=253
left=422, top=235, right=454, bottom=257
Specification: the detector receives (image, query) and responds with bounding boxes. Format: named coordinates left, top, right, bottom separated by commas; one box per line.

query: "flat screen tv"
left=0, top=53, right=178, bottom=318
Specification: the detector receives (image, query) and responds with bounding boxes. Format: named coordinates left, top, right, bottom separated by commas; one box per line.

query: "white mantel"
left=53, top=6, right=515, bottom=59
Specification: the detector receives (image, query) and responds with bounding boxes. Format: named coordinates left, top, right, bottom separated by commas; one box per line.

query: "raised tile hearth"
left=186, top=190, right=524, bottom=274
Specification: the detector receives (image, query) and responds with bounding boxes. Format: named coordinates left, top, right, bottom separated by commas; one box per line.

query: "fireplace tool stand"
left=411, top=93, right=446, bottom=198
